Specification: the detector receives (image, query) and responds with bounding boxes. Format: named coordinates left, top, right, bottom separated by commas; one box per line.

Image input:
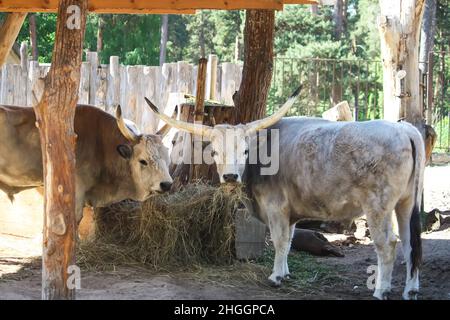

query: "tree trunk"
left=96, top=15, right=104, bottom=56
left=0, top=13, right=27, bottom=67
left=378, top=0, right=426, bottom=133
left=35, top=0, right=87, bottom=300
left=199, top=11, right=206, bottom=58
left=419, top=0, right=437, bottom=74
left=233, top=10, right=275, bottom=124
left=333, top=0, right=345, bottom=40
left=29, top=14, right=39, bottom=61
left=159, top=14, right=169, bottom=66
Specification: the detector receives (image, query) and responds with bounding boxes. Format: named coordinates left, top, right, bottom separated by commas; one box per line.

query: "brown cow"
left=0, top=104, right=172, bottom=222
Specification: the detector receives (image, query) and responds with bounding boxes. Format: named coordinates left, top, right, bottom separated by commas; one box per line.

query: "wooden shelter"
left=0, top=0, right=316, bottom=300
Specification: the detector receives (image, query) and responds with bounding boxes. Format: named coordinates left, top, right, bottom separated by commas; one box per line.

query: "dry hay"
left=78, top=183, right=248, bottom=271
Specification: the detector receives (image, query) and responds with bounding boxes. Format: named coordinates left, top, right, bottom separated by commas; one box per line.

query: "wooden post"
left=191, top=58, right=208, bottom=180
left=34, top=0, right=87, bottom=300
left=194, top=58, right=208, bottom=124
left=0, top=13, right=27, bottom=67
left=378, top=0, right=426, bottom=133
left=206, top=54, right=218, bottom=100
left=322, top=101, right=353, bottom=121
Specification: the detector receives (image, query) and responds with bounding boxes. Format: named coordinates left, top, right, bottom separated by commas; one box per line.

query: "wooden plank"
left=0, top=64, right=14, bottom=104
left=140, top=66, right=159, bottom=132
left=106, top=56, right=120, bottom=114
left=78, top=62, right=90, bottom=105
left=94, top=65, right=107, bottom=109
left=220, top=62, right=239, bottom=105
left=0, top=13, right=27, bottom=67
left=124, top=65, right=139, bottom=123
left=158, top=63, right=178, bottom=115
left=176, top=61, right=193, bottom=94
left=0, top=0, right=326, bottom=13
left=86, top=51, right=98, bottom=105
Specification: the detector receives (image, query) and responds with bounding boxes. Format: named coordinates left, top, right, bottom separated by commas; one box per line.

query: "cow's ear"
left=117, top=144, right=133, bottom=159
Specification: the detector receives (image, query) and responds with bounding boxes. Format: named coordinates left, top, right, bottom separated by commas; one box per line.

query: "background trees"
left=1, top=1, right=447, bottom=66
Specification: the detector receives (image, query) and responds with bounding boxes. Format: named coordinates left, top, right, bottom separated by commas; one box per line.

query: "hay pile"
left=78, top=183, right=247, bottom=270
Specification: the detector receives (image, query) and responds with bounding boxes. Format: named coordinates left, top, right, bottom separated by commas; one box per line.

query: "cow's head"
left=144, top=87, right=301, bottom=184
left=115, top=106, right=173, bottom=199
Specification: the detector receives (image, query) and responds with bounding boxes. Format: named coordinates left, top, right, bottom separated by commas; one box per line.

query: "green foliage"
left=166, top=10, right=243, bottom=63
left=275, top=5, right=335, bottom=56
left=84, top=14, right=161, bottom=65
left=14, top=13, right=58, bottom=63
left=434, top=116, right=450, bottom=152
left=350, top=0, right=381, bottom=59
left=12, top=13, right=160, bottom=65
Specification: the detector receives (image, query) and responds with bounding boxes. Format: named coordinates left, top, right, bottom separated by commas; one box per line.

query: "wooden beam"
left=0, top=0, right=321, bottom=13
left=0, top=13, right=27, bottom=67
left=36, top=0, right=87, bottom=300
left=283, top=0, right=319, bottom=4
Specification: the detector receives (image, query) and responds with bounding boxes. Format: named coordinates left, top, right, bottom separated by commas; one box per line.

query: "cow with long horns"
left=146, top=88, right=426, bottom=300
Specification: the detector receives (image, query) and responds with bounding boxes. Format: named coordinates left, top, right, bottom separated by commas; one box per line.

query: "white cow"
left=146, top=88, right=425, bottom=300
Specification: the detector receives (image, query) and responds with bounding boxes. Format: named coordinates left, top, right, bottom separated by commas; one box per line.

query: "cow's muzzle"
left=159, top=181, right=173, bottom=192
left=222, top=174, right=238, bottom=183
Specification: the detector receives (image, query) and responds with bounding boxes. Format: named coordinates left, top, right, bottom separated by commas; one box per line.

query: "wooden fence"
left=0, top=51, right=243, bottom=133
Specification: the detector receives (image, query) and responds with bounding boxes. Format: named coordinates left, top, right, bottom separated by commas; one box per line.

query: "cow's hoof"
left=268, top=275, right=283, bottom=287
left=284, top=273, right=296, bottom=280
left=382, top=291, right=392, bottom=300
left=404, top=290, right=419, bottom=300
left=373, top=289, right=391, bottom=300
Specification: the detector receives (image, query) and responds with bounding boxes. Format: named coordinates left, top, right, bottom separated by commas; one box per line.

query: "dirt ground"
left=0, top=165, right=449, bottom=300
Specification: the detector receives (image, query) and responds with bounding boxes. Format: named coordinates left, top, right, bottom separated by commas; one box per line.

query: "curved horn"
left=144, top=97, right=213, bottom=138
left=116, top=105, right=140, bottom=143
left=245, top=86, right=302, bottom=135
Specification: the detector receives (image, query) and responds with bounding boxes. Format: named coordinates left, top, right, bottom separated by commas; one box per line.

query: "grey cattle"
left=0, top=104, right=173, bottom=222
left=146, top=89, right=426, bottom=300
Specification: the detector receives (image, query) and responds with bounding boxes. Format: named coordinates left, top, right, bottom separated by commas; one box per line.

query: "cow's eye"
left=211, top=150, right=217, bottom=157
left=139, top=159, right=148, bottom=166
left=244, top=149, right=249, bottom=155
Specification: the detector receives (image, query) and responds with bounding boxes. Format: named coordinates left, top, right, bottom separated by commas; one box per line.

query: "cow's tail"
left=408, top=130, right=425, bottom=277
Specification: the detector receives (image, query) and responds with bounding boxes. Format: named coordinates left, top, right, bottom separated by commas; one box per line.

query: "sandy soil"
left=0, top=165, right=449, bottom=300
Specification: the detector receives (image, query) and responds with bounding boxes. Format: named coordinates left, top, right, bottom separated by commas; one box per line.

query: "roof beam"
left=0, top=0, right=320, bottom=14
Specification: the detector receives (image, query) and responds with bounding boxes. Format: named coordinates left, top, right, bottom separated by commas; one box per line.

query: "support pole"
left=190, top=57, right=208, bottom=181
left=0, top=13, right=27, bottom=67
left=35, top=0, right=87, bottom=300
